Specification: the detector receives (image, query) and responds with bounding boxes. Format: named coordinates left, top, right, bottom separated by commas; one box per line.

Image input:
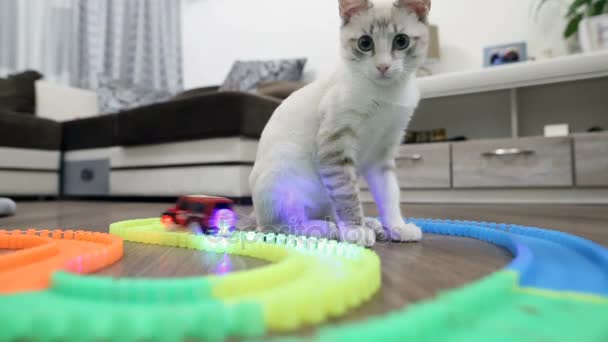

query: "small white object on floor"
left=0, top=198, right=16, bottom=217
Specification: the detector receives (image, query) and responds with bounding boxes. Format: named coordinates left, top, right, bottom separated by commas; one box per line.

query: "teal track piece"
left=409, top=219, right=608, bottom=296
left=0, top=292, right=235, bottom=342
left=510, top=234, right=608, bottom=295
left=51, top=271, right=214, bottom=302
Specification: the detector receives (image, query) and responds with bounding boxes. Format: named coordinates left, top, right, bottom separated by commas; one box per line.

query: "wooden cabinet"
left=451, top=137, right=573, bottom=188
left=395, top=143, right=451, bottom=189
left=574, top=133, right=608, bottom=186
left=360, top=134, right=607, bottom=204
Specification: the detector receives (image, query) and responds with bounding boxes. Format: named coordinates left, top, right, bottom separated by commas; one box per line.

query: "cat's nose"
left=376, top=64, right=390, bottom=74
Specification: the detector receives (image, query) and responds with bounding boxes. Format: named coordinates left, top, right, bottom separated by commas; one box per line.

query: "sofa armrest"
left=35, top=81, right=99, bottom=122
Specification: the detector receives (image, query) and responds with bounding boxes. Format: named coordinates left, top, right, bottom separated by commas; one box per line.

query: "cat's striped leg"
left=317, top=123, right=375, bottom=247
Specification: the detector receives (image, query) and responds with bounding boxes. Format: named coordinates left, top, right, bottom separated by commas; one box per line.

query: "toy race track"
left=0, top=229, right=122, bottom=293
left=0, top=218, right=607, bottom=341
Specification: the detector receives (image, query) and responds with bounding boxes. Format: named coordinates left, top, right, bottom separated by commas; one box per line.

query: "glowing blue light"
left=318, top=239, right=328, bottom=253
left=219, top=237, right=230, bottom=250
left=327, top=240, right=338, bottom=255
left=207, top=236, right=229, bottom=252
left=345, top=245, right=359, bottom=259
left=308, top=237, right=318, bottom=250
left=336, top=243, right=348, bottom=257
left=214, top=254, right=233, bottom=275
left=287, top=235, right=297, bottom=248
left=256, top=232, right=265, bottom=243
left=210, top=208, right=237, bottom=234
left=297, top=236, right=307, bottom=250
left=265, top=233, right=276, bottom=244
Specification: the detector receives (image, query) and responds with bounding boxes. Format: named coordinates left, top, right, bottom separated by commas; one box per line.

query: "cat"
left=249, top=0, right=431, bottom=246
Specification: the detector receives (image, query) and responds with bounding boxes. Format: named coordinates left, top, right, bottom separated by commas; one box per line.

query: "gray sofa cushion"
left=0, top=111, right=61, bottom=150
left=97, top=76, right=174, bottom=114
left=62, top=113, right=121, bottom=151
left=220, top=59, right=306, bottom=93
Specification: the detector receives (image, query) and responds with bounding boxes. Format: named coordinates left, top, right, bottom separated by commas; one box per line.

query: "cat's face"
left=339, top=0, right=430, bottom=86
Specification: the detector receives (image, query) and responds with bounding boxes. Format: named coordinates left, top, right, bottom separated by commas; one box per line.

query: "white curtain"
left=77, top=0, right=183, bottom=92
left=0, top=0, right=79, bottom=85
left=0, top=0, right=183, bottom=92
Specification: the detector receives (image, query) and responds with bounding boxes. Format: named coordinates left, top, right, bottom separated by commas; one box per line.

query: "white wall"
left=182, top=0, right=341, bottom=88
left=182, top=0, right=569, bottom=88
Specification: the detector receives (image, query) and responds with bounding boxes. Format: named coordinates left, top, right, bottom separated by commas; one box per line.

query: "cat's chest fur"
left=358, top=100, right=411, bottom=163
left=321, top=78, right=418, bottom=170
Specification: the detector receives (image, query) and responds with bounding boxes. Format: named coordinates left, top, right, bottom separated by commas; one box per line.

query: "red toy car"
left=161, top=195, right=237, bottom=235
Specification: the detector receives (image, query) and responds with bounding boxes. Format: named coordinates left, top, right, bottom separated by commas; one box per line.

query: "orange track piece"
left=0, top=229, right=123, bottom=294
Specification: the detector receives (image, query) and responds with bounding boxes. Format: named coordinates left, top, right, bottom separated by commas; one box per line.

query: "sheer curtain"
left=0, top=0, right=79, bottom=85
left=0, top=0, right=183, bottom=92
left=77, top=0, right=183, bottom=92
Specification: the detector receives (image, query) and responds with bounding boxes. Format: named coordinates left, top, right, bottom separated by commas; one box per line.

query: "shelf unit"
left=360, top=51, right=608, bottom=204
left=418, top=50, right=608, bottom=99
left=410, top=51, right=608, bottom=140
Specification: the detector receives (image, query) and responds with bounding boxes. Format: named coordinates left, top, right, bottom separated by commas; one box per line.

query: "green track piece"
left=52, top=271, right=214, bottom=303
left=275, top=271, right=608, bottom=342
left=0, top=271, right=264, bottom=341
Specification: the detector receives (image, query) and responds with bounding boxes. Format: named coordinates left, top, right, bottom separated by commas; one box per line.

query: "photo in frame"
left=483, top=42, right=527, bottom=67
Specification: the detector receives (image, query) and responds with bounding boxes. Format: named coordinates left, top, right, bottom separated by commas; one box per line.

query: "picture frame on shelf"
left=483, top=42, right=528, bottom=67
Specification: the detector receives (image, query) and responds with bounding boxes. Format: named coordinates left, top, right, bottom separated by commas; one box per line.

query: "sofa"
left=0, top=71, right=298, bottom=200
left=0, top=71, right=62, bottom=197
left=61, top=90, right=281, bottom=199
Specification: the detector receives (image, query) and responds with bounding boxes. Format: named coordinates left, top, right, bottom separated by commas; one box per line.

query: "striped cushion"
left=220, top=59, right=306, bottom=93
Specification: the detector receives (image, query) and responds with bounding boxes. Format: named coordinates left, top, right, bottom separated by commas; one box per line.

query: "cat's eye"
left=393, top=34, right=410, bottom=50
left=358, top=35, right=374, bottom=52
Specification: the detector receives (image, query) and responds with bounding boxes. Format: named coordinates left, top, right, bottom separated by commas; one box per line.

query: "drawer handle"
left=398, top=154, right=423, bottom=161
left=482, top=148, right=535, bottom=157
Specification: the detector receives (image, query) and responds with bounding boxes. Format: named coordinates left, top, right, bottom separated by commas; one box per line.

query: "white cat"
left=249, top=0, right=431, bottom=246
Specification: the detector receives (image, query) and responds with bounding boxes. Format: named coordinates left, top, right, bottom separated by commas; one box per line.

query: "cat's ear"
left=394, top=0, right=431, bottom=22
left=339, top=0, right=370, bottom=23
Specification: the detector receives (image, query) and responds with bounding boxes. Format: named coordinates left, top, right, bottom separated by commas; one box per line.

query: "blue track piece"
left=407, top=218, right=608, bottom=297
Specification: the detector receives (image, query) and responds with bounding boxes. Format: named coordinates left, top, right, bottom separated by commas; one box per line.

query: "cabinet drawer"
left=453, top=137, right=573, bottom=188
left=575, top=133, right=608, bottom=186
left=395, top=143, right=451, bottom=189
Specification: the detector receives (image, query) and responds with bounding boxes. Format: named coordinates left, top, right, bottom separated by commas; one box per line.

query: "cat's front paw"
left=363, top=217, right=384, bottom=235
left=339, top=225, right=376, bottom=247
left=386, top=223, right=423, bottom=242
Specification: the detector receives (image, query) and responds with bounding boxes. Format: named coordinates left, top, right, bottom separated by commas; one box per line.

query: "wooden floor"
left=1, top=200, right=607, bottom=334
